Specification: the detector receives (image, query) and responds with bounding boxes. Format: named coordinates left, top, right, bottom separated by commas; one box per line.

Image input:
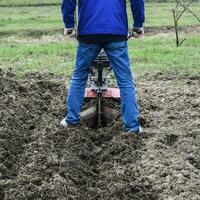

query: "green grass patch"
left=0, top=2, right=199, bottom=78
left=0, top=5, right=61, bottom=33
left=1, top=33, right=200, bottom=78
left=0, top=0, right=60, bottom=6
left=0, top=3, right=199, bottom=34
left=129, top=34, right=200, bottom=75
left=0, top=36, right=76, bottom=78
left=144, top=3, right=200, bottom=27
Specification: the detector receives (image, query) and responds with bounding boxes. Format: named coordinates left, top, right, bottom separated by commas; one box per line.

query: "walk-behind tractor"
left=80, top=51, right=120, bottom=128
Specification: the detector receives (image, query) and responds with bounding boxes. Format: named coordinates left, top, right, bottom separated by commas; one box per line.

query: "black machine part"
left=81, top=51, right=119, bottom=129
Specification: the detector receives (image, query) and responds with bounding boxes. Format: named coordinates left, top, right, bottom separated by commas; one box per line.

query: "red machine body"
left=84, top=88, right=120, bottom=99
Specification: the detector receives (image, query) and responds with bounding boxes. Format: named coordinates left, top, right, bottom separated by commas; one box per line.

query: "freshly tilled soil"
left=0, top=72, right=199, bottom=200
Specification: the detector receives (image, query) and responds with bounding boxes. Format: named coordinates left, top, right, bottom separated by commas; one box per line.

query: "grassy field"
left=0, top=3, right=200, bottom=34
left=0, top=0, right=60, bottom=6
left=0, top=2, right=200, bottom=78
left=1, top=32, right=200, bottom=78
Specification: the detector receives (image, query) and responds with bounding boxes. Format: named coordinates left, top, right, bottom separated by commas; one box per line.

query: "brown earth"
left=0, top=72, right=199, bottom=200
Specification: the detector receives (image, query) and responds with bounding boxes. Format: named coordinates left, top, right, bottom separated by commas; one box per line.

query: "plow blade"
left=80, top=106, right=97, bottom=129
left=80, top=105, right=118, bottom=129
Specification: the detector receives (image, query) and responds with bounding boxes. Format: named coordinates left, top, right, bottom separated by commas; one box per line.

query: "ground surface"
left=0, top=72, right=199, bottom=200
left=1, top=1, right=200, bottom=199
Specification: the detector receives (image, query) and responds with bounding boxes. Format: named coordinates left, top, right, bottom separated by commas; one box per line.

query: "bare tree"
left=172, top=0, right=200, bottom=47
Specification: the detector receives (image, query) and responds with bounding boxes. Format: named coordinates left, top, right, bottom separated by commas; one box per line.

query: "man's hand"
left=129, top=27, right=144, bottom=38
left=64, top=28, right=77, bottom=38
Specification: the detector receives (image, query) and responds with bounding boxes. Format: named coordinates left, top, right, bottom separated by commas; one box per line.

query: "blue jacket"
left=61, top=0, right=145, bottom=36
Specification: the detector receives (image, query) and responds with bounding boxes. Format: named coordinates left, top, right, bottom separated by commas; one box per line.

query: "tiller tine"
left=101, top=106, right=119, bottom=126
left=80, top=106, right=97, bottom=129
left=80, top=104, right=119, bottom=129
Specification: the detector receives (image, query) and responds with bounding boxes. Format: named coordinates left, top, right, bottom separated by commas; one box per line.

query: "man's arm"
left=130, top=0, right=145, bottom=28
left=61, top=0, right=77, bottom=29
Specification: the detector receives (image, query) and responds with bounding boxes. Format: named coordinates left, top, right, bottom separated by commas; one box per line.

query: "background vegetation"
left=0, top=1, right=200, bottom=78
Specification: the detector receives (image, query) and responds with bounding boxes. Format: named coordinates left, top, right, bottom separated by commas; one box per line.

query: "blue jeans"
left=66, top=41, right=140, bottom=132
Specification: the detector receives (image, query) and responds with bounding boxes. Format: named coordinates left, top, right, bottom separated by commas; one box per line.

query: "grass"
left=129, top=33, right=200, bottom=75
left=1, top=33, right=200, bottom=79
left=0, top=35, right=76, bottom=78
left=130, top=3, right=200, bottom=27
left=0, top=0, right=60, bottom=6
left=0, top=3, right=200, bottom=34
left=0, top=2, right=200, bottom=78
left=0, top=5, right=61, bottom=34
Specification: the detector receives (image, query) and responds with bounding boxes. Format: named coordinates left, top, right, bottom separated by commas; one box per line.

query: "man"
left=61, top=0, right=145, bottom=134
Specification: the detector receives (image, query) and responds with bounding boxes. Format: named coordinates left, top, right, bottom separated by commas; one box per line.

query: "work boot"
left=128, top=126, right=143, bottom=134
left=122, top=127, right=143, bottom=135
left=60, top=118, right=68, bottom=128
left=60, top=118, right=79, bottom=128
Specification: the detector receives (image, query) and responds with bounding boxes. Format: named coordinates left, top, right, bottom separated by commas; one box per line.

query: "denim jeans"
left=66, top=41, right=140, bottom=132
